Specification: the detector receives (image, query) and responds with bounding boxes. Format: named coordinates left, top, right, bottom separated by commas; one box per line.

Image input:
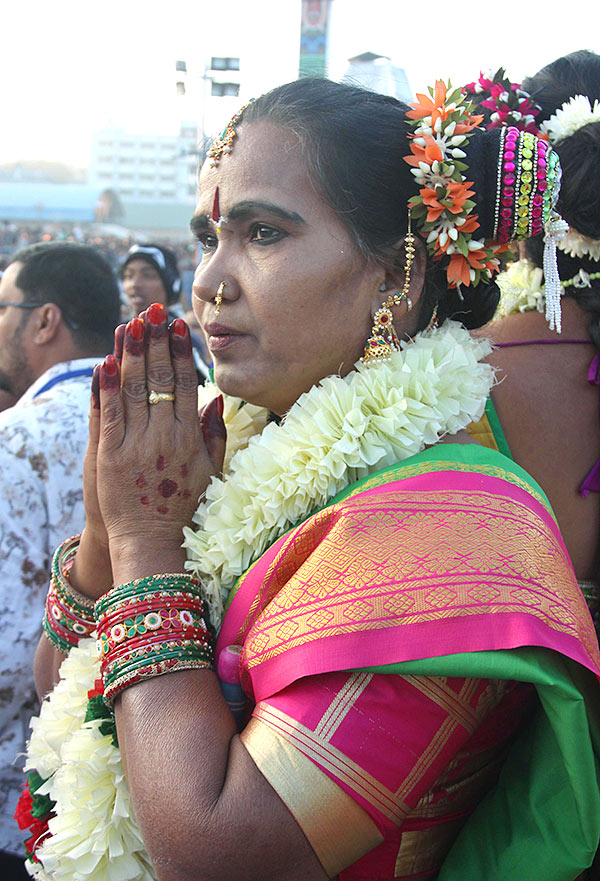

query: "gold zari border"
left=241, top=717, right=383, bottom=877
left=241, top=485, right=598, bottom=672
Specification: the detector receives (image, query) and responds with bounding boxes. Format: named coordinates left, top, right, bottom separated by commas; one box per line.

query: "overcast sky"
left=1, top=0, right=597, bottom=166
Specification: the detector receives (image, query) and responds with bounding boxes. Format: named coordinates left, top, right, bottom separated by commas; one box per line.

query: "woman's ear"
left=385, top=233, right=426, bottom=309
left=371, top=234, right=427, bottom=336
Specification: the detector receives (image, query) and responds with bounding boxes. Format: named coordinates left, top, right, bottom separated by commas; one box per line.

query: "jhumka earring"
left=215, top=281, right=226, bottom=315
left=361, top=216, right=416, bottom=364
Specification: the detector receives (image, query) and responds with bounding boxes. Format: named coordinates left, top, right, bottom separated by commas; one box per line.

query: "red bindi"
left=135, top=473, right=147, bottom=488
left=157, top=505, right=169, bottom=515
left=211, top=188, right=220, bottom=224
left=156, top=455, right=165, bottom=471
left=140, top=496, right=149, bottom=506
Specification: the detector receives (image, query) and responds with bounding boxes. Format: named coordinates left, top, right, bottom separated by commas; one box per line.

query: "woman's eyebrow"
left=190, top=201, right=306, bottom=235
left=189, top=214, right=210, bottom=236
left=227, top=201, right=306, bottom=225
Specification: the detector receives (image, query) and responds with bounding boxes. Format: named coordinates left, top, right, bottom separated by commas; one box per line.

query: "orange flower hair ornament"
left=404, top=79, right=567, bottom=331
left=404, top=80, right=507, bottom=290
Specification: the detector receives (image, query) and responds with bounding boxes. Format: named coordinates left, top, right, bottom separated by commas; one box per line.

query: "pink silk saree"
left=217, top=444, right=600, bottom=880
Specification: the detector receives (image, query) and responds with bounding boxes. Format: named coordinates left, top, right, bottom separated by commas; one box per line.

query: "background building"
left=88, top=123, right=198, bottom=203
left=342, top=51, right=412, bottom=101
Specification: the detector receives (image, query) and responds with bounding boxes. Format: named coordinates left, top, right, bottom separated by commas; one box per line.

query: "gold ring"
left=148, top=390, right=175, bottom=405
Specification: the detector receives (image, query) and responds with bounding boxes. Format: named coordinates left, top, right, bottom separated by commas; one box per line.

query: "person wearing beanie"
left=120, top=243, right=182, bottom=318
left=121, top=244, right=209, bottom=375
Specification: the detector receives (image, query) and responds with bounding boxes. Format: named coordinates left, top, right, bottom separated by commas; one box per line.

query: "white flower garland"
left=541, top=94, right=600, bottom=144
left=24, top=320, right=494, bottom=881
left=184, top=321, right=494, bottom=626
left=25, top=639, right=154, bottom=881
left=558, top=229, right=600, bottom=263
left=494, top=260, right=549, bottom=319
left=494, top=257, right=600, bottom=321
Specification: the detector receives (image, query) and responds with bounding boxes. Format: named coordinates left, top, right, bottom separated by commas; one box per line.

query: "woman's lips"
left=204, top=322, right=245, bottom=351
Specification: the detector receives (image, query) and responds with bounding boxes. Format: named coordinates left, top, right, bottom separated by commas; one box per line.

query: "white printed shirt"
left=0, top=358, right=98, bottom=855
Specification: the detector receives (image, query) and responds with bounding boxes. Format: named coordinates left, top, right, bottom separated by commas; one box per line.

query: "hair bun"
left=554, top=121, right=600, bottom=239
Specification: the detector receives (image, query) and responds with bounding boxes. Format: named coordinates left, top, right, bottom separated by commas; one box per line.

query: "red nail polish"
left=203, top=396, right=226, bottom=441
left=129, top=318, right=144, bottom=340
left=104, top=354, right=117, bottom=375
left=216, top=394, right=224, bottom=416
left=148, top=303, right=166, bottom=325
left=171, top=318, right=188, bottom=338
left=170, top=318, right=192, bottom=358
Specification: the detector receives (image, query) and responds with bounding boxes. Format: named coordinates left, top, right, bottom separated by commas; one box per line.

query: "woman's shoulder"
left=332, top=442, right=550, bottom=514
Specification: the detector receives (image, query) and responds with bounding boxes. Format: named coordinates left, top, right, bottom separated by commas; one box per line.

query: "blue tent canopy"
left=0, top=183, right=106, bottom=222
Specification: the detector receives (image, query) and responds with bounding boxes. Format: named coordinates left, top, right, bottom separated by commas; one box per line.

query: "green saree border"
left=333, top=443, right=553, bottom=518
left=356, top=646, right=600, bottom=881
left=485, top=395, right=513, bottom=459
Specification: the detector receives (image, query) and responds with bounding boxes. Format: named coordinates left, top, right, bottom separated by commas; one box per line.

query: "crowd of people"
left=0, top=49, right=599, bottom=881
left=0, top=221, right=198, bottom=278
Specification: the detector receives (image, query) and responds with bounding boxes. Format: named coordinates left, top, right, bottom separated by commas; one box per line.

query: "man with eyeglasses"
left=0, top=242, right=121, bottom=879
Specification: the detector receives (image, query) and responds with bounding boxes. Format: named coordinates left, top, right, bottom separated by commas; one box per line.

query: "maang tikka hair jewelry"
left=362, top=217, right=415, bottom=365
left=215, top=281, right=226, bottom=315
left=208, top=100, right=254, bottom=168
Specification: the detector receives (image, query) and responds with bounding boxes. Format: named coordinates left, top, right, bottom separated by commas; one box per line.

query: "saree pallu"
left=217, top=444, right=600, bottom=881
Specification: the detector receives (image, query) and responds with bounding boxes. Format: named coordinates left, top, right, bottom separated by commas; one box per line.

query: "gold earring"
left=215, top=281, right=226, bottom=315
left=361, top=303, right=401, bottom=364
left=398, top=212, right=415, bottom=300
left=388, top=291, right=413, bottom=312
left=381, top=214, right=416, bottom=313
left=362, top=215, right=416, bottom=365
left=425, top=305, right=439, bottom=332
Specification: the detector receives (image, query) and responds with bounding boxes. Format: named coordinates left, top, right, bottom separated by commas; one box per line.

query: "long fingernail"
left=100, top=355, right=119, bottom=389
left=91, top=365, right=100, bottom=409
left=125, top=318, right=145, bottom=355
left=169, top=319, right=192, bottom=359
left=216, top=394, right=224, bottom=416
left=114, top=324, right=125, bottom=363
left=203, top=396, right=226, bottom=440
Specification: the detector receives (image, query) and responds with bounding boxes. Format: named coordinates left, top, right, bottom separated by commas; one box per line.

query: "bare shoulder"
left=473, top=311, right=549, bottom=347
left=438, top=430, right=478, bottom=446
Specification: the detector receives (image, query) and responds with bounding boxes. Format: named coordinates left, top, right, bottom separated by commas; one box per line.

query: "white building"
left=175, top=55, right=243, bottom=153
left=88, top=122, right=199, bottom=203
left=342, top=52, right=413, bottom=102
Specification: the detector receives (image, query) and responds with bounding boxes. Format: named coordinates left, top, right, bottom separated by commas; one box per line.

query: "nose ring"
left=215, top=281, right=226, bottom=315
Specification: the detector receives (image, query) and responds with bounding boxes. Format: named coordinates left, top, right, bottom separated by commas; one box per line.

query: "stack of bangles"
left=43, top=536, right=214, bottom=705
left=43, top=535, right=96, bottom=654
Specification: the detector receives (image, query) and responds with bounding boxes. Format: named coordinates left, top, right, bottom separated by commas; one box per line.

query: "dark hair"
left=239, top=78, right=506, bottom=330
left=9, top=242, right=121, bottom=353
left=522, top=51, right=600, bottom=345
left=120, top=243, right=182, bottom=306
